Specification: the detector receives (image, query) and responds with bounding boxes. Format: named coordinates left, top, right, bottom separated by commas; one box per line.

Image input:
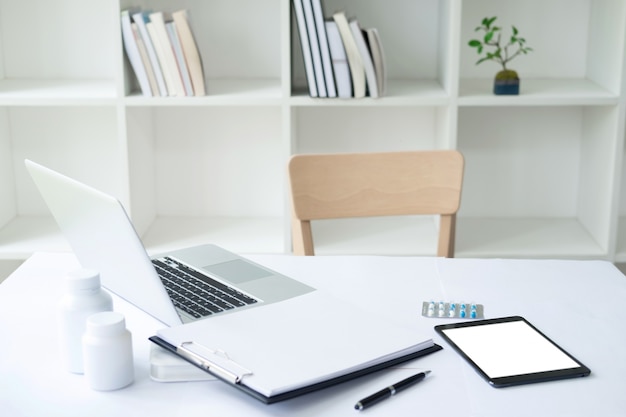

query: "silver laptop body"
left=25, top=159, right=314, bottom=326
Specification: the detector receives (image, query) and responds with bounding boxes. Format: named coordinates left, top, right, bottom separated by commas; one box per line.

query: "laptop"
left=25, top=159, right=314, bottom=326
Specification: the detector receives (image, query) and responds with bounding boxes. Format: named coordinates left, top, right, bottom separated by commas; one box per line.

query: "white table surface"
left=1, top=252, right=625, bottom=416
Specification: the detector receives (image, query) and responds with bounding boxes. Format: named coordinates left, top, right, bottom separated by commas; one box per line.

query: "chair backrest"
left=288, top=150, right=464, bottom=257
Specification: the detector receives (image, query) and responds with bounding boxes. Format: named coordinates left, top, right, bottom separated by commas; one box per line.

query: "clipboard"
left=149, top=335, right=442, bottom=403
left=149, top=290, right=442, bottom=403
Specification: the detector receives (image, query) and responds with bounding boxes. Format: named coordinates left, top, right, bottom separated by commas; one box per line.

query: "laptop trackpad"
left=203, top=259, right=272, bottom=284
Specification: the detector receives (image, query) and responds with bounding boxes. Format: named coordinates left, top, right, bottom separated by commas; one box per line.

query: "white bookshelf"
left=0, top=0, right=625, bottom=263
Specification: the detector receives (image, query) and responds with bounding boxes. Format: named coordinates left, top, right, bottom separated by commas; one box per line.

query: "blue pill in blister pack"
left=470, top=304, right=478, bottom=318
left=421, top=301, right=484, bottom=319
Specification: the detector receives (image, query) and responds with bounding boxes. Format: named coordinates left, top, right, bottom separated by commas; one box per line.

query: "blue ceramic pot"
left=493, top=70, right=520, bottom=95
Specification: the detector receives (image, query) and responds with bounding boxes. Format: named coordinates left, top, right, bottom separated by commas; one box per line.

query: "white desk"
left=1, top=252, right=625, bottom=416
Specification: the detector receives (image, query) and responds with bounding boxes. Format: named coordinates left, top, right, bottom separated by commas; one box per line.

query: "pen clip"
left=177, top=341, right=253, bottom=384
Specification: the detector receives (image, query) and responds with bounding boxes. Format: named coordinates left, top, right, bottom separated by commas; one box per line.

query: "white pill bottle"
left=57, top=269, right=113, bottom=373
left=82, top=311, right=134, bottom=390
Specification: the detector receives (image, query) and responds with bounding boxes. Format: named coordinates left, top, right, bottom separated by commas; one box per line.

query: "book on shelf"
left=166, top=21, right=194, bottom=96
left=292, top=0, right=318, bottom=97
left=131, top=22, right=159, bottom=95
left=120, top=9, right=153, bottom=96
left=325, top=20, right=352, bottom=98
left=172, top=10, right=206, bottom=96
left=310, top=0, right=336, bottom=98
left=132, top=11, right=168, bottom=97
left=349, top=20, right=379, bottom=98
left=332, top=11, right=366, bottom=98
left=302, top=0, right=327, bottom=97
left=367, top=28, right=387, bottom=97
left=148, top=11, right=186, bottom=97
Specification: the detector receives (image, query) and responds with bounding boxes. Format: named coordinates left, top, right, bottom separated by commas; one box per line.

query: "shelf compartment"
left=0, top=106, right=123, bottom=258
left=457, top=105, right=619, bottom=258
left=291, top=0, right=454, bottom=99
left=0, top=0, right=118, bottom=86
left=456, top=217, right=605, bottom=259
left=6, top=107, right=122, bottom=198
left=121, top=0, right=281, bottom=97
left=125, top=106, right=286, bottom=252
left=460, top=0, right=626, bottom=96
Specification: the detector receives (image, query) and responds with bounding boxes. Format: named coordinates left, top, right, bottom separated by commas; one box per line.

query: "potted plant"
left=468, top=17, right=533, bottom=95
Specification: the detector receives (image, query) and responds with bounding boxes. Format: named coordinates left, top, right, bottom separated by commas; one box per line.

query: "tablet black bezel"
left=435, top=316, right=591, bottom=388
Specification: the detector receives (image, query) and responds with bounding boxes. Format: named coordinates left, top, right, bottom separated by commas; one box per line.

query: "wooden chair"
left=288, top=150, right=464, bottom=257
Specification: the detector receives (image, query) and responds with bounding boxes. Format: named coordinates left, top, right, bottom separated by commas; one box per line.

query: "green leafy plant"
left=468, top=17, right=532, bottom=73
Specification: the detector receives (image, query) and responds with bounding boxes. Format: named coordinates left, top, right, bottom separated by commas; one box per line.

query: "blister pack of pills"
left=421, top=301, right=484, bottom=319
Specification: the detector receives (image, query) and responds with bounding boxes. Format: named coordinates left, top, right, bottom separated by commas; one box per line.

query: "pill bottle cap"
left=86, top=311, right=126, bottom=337
left=65, top=269, right=101, bottom=291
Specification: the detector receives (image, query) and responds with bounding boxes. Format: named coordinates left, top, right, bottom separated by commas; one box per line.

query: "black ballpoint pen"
left=354, top=370, right=431, bottom=411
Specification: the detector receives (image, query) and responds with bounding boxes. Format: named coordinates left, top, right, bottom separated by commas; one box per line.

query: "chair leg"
left=437, top=214, right=456, bottom=258
left=292, top=219, right=315, bottom=256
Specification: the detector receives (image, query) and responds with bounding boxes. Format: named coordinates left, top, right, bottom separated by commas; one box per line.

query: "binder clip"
left=177, top=341, right=253, bottom=384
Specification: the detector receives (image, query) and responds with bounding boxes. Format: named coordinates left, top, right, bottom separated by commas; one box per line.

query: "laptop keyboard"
left=152, top=257, right=258, bottom=319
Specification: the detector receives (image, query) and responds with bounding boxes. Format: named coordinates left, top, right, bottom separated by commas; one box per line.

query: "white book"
left=349, top=20, right=379, bottom=98
left=311, top=0, right=336, bottom=97
left=332, top=11, right=365, bottom=98
left=302, top=0, right=327, bottom=97
left=325, top=21, right=352, bottom=98
left=131, top=23, right=158, bottom=96
left=367, top=28, right=387, bottom=97
left=172, top=10, right=206, bottom=96
left=147, top=22, right=175, bottom=96
left=120, top=9, right=152, bottom=96
left=148, top=12, right=186, bottom=97
left=292, top=0, right=318, bottom=97
left=166, top=21, right=194, bottom=96
left=132, top=11, right=168, bottom=97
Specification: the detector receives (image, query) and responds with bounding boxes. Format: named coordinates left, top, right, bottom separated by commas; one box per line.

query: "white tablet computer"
left=435, top=316, right=591, bottom=387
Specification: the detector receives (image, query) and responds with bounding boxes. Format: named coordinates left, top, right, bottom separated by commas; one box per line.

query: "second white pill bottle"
left=82, top=311, right=134, bottom=391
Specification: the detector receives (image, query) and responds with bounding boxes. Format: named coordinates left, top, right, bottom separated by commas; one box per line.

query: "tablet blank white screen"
left=441, top=320, right=579, bottom=378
